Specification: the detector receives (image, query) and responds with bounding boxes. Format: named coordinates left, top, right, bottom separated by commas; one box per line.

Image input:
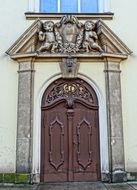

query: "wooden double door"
left=41, top=78, right=100, bottom=182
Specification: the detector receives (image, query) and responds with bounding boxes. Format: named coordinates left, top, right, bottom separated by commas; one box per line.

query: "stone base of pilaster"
left=112, top=170, right=127, bottom=183
left=101, top=172, right=111, bottom=182
left=32, top=173, right=40, bottom=183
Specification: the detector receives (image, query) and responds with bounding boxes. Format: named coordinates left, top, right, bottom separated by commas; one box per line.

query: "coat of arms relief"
left=37, top=15, right=103, bottom=54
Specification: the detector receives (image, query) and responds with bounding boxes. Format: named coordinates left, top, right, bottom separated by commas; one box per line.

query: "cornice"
left=6, top=15, right=131, bottom=64
left=25, top=12, right=114, bottom=20
left=10, top=52, right=128, bottom=63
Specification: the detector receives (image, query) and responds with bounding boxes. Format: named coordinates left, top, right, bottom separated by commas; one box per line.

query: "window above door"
left=40, top=0, right=98, bottom=13
left=29, top=0, right=110, bottom=13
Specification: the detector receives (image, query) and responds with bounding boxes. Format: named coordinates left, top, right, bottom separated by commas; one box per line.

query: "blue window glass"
left=40, top=0, right=58, bottom=13
left=81, top=0, right=98, bottom=13
left=60, top=0, right=78, bottom=13
left=40, top=0, right=98, bottom=13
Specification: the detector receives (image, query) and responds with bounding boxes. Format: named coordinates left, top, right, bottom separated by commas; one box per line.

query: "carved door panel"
left=72, top=102, right=100, bottom=181
left=41, top=102, right=68, bottom=182
left=41, top=78, right=100, bottom=182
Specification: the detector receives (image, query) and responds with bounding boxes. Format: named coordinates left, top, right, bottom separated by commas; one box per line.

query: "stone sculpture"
left=83, top=21, right=103, bottom=52
left=37, top=21, right=60, bottom=53
left=37, top=15, right=103, bottom=54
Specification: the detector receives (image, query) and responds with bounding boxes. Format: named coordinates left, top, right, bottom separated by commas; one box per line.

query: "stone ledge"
left=25, top=12, right=114, bottom=20
left=10, top=52, right=128, bottom=62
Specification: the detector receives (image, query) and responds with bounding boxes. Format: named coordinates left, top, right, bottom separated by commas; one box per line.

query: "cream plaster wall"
left=109, top=0, right=137, bottom=172
left=0, top=0, right=31, bottom=172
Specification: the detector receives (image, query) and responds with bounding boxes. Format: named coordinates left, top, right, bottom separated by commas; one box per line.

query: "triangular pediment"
left=6, top=19, right=41, bottom=55
left=96, top=20, right=131, bottom=55
left=6, top=15, right=132, bottom=61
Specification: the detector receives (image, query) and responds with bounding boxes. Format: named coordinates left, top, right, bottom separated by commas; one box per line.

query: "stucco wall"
left=0, top=0, right=30, bottom=172
left=110, top=0, right=137, bottom=172
left=0, top=0, right=137, bottom=174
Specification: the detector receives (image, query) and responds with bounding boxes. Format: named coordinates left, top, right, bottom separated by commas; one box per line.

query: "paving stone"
left=104, top=183, right=134, bottom=190
left=128, top=183, right=137, bottom=190
left=0, top=183, right=136, bottom=190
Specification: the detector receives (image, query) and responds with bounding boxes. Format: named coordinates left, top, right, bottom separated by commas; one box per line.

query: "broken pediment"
left=6, top=15, right=132, bottom=60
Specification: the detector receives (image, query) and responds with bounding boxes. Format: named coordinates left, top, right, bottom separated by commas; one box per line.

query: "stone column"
left=16, top=58, right=35, bottom=173
left=104, top=60, right=126, bottom=182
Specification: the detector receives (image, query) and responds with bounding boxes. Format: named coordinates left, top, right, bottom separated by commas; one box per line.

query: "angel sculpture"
left=37, top=21, right=62, bottom=53
left=83, top=21, right=103, bottom=53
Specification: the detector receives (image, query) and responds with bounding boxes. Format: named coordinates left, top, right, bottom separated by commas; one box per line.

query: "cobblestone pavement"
left=0, top=182, right=137, bottom=190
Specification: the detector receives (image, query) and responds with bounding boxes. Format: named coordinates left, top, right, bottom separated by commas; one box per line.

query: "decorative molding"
left=9, top=53, right=129, bottom=61
left=6, top=15, right=132, bottom=62
left=97, top=20, right=132, bottom=55
left=25, top=12, right=114, bottom=20
left=59, top=56, right=79, bottom=78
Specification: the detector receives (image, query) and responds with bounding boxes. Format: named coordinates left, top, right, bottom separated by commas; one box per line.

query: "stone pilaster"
left=104, top=60, right=127, bottom=182
left=16, top=58, right=35, bottom=173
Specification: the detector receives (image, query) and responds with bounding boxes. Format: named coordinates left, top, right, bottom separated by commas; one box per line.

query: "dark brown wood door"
left=41, top=78, right=100, bottom=182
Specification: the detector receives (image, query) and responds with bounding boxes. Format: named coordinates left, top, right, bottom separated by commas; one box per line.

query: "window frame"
left=29, top=0, right=110, bottom=13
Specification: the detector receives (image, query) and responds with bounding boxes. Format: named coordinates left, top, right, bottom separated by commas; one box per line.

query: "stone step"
left=36, top=182, right=134, bottom=190
left=37, top=182, right=106, bottom=190
left=0, top=182, right=135, bottom=190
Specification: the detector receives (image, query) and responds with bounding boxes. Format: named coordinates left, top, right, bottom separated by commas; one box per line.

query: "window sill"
left=25, top=12, right=114, bottom=20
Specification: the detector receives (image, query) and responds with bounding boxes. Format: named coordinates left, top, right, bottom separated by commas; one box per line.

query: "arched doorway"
left=40, top=78, right=100, bottom=182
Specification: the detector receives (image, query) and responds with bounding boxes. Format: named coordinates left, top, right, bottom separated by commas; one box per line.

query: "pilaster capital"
left=17, top=57, right=35, bottom=64
left=17, top=58, right=35, bottom=73
left=104, top=61, right=121, bottom=73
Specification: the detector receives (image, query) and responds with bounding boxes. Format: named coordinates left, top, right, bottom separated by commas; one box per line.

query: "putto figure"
left=37, top=21, right=59, bottom=53
left=83, top=21, right=103, bottom=52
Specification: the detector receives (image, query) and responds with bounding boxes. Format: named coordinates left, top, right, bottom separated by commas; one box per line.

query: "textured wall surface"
left=111, top=0, right=137, bottom=172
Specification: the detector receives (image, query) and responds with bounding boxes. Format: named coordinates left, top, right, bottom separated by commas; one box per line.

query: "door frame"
left=32, top=73, right=109, bottom=182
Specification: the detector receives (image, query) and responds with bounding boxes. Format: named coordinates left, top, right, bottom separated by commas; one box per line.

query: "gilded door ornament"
left=44, top=81, right=94, bottom=106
